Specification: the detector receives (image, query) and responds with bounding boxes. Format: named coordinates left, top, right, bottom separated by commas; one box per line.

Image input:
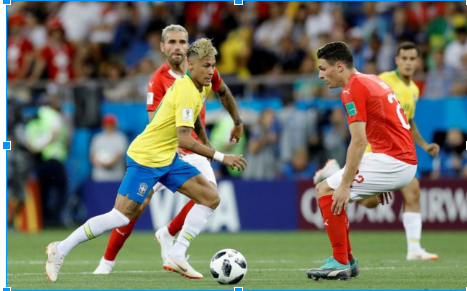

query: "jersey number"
left=387, top=93, right=410, bottom=130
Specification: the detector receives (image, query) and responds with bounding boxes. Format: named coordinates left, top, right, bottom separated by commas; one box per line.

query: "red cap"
left=46, top=17, right=63, bottom=31
left=8, top=14, right=26, bottom=26
left=102, top=114, right=117, bottom=127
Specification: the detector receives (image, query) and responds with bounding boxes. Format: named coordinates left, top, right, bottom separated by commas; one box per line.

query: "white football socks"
left=402, top=212, right=422, bottom=253
left=170, top=204, right=214, bottom=260
left=57, top=208, right=130, bottom=256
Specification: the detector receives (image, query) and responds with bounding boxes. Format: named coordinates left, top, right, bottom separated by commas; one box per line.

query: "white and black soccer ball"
left=210, top=249, right=247, bottom=285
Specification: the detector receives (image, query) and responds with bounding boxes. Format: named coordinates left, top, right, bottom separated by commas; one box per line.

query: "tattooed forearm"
left=218, top=81, right=241, bottom=123
left=194, top=116, right=209, bottom=144
left=191, top=142, right=199, bottom=151
left=126, top=201, right=140, bottom=212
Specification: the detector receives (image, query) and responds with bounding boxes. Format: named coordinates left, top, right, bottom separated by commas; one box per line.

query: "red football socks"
left=103, top=218, right=137, bottom=261
left=318, top=195, right=349, bottom=265
left=167, top=200, right=196, bottom=236
left=347, top=220, right=354, bottom=261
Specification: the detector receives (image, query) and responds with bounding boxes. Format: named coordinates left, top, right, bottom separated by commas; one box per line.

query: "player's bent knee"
left=315, top=181, right=332, bottom=198
left=358, top=197, right=379, bottom=208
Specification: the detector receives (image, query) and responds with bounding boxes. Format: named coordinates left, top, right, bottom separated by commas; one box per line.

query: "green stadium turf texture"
left=7, top=230, right=467, bottom=290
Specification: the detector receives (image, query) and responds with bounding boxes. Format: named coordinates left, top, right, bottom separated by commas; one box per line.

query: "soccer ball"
left=210, top=249, right=247, bottom=285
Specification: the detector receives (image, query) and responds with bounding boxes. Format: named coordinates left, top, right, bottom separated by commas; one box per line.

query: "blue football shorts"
left=118, top=154, right=201, bottom=204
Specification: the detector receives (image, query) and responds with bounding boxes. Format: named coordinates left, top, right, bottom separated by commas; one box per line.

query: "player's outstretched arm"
left=332, top=121, right=368, bottom=215
left=177, top=126, right=247, bottom=171
left=409, top=119, right=440, bottom=157
left=217, top=80, right=243, bottom=143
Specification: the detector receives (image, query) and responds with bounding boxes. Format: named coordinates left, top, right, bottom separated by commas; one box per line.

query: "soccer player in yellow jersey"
left=44, top=39, right=247, bottom=282
left=314, top=42, right=440, bottom=261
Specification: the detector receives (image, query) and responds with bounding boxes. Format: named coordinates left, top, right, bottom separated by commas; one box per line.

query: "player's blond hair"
left=161, top=24, right=188, bottom=43
left=187, top=38, right=218, bottom=61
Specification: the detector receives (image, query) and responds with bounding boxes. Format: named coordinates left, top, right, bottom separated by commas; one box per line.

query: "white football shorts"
left=326, top=152, right=417, bottom=202
left=152, top=153, right=217, bottom=192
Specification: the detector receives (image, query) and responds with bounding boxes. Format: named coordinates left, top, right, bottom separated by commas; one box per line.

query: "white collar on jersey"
left=168, top=69, right=183, bottom=79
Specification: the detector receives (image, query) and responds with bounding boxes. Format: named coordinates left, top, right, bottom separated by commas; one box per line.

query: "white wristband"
left=213, top=151, right=225, bottom=162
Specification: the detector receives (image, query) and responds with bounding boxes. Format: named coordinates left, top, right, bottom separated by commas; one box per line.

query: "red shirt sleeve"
left=211, top=68, right=223, bottom=92
left=146, top=73, right=166, bottom=111
left=342, top=80, right=368, bottom=124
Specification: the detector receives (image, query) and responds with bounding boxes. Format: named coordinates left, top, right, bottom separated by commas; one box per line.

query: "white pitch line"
left=8, top=266, right=467, bottom=277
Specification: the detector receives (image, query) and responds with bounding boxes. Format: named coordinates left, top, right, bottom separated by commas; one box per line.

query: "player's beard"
left=169, top=54, right=184, bottom=66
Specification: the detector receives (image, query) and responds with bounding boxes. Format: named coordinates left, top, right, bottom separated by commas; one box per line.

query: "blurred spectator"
left=363, top=33, right=394, bottom=73
left=276, top=36, right=305, bottom=74
left=390, top=6, right=417, bottom=43
left=134, top=58, right=157, bottom=101
left=322, top=107, right=349, bottom=166
left=444, top=26, right=467, bottom=70
left=254, top=2, right=292, bottom=52
left=58, top=1, right=102, bottom=44
left=7, top=14, right=34, bottom=83
left=347, top=27, right=366, bottom=71
left=431, top=128, right=467, bottom=179
left=90, top=114, right=128, bottom=182
left=304, top=2, right=333, bottom=50
left=406, top=2, right=444, bottom=29
left=7, top=133, right=31, bottom=230
left=209, top=115, right=247, bottom=178
left=281, top=148, right=317, bottom=180
left=25, top=95, right=68, bottom=227
left=29, top=17, right=77, bottom=85
left=24, top=10, right=47, bottom=50
left=293, top=55, right=323, bottom=100
left=243, top=109, right=279, bottom=179
left=144, top=31, right=165, bottom=68
left=426, top=1, right=459, bottom=50
left=359, top=2, right=388, bottom=42
left=277, top=100, right=318, bottom=164
left=103, top=62, right=137, bottom=101
left=362, top=59, right=378, bottom=75
left=290, top=4, right=309, bottom=50
left=423, top=49, right=456, bottom=99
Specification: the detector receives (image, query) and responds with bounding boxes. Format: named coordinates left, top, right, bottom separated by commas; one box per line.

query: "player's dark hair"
left=397, top=42, right=420, bottom=57
left=317, top=42, right=354, bottom=68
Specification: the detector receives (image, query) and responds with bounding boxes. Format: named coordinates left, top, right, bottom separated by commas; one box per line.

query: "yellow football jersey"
left=365, top=70, right=419, bottom=153
left=127, top=72, right=211, bottom=167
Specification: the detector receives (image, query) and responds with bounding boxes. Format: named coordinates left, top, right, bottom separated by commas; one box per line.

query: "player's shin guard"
left=57, top=208, right=130, bottom=256
left=104, top=219, right=137, bottom=261
left=170, top=204, right=213, bottom=260
left=318, top=195, right=349, bottom=265
left=167, top=199, right=196, bottom=236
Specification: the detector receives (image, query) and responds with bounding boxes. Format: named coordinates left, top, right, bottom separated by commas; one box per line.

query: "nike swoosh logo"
left=173, top=260, right=187, bottom=273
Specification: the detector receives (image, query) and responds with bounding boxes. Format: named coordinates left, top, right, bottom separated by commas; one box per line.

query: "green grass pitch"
left=7, top=230, right=467, bottom=290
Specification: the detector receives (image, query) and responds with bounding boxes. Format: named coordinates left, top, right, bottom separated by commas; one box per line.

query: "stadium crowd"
left=6, top=2, right=467, bottom=228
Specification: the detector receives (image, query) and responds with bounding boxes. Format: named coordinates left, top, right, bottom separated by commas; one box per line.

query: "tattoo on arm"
left=177, top=127, right=192, bottom=135
left=191, top=142, right=198, bottom=151
left=218, top=81, right=241, bottom=124
left=194, top=117, right=209, bottom=145
left=126, top=201, right=140, bottom=212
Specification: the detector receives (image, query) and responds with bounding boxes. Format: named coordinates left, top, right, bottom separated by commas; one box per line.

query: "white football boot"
left=407, top=249, right=438, bottom=261
left=93, top=257, right=116, bottom=274
left=313, top=159, right=341, bottom=185
left=155, top=226, right=174, bottom=261
left=45, top=241, right=65, bottom=282
left=163, top=255, right=203, bottom=279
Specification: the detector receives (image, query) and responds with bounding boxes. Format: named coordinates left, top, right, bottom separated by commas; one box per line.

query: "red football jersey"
left=146, top=62, right=223, bottom=153
left=341, top=73, right=417, bottom=165
left=40, top=42, right=75, bottom=84
left=7, top=37, right=33, bottom=81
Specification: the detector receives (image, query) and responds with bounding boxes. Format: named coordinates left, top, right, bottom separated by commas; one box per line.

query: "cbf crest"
left=138, top=183, right=148, bottom=196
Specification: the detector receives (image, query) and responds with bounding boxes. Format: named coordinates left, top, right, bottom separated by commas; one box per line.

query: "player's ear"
left=160, top=42, right=165, bottom=53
